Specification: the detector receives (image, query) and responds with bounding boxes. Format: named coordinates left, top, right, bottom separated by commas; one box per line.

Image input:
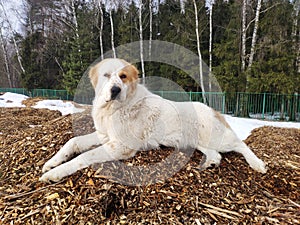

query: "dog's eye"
left=104, top=73, right=110, bottom=78
left=120, top=74, right=127, bottom=79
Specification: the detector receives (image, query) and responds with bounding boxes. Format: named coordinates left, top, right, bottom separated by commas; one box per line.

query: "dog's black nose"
left=111, top=85, right=121, bottom=100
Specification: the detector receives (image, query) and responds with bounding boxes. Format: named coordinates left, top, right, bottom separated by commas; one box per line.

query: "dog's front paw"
left=42, top=159, right=61, bottom=173
left=39, top=168, right=66, bottom=183
left=251, top=159, right=267, bottom=174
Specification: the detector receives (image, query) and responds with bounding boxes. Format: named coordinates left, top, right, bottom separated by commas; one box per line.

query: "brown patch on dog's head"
left=118, top=63, right=139, bottom=96
left=118, top=64, right=139, bottom=84
left=214, top=110, right=231, bottom=129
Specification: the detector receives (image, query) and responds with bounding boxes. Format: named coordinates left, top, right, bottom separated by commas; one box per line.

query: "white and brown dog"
left=40, top=58, right=266, bottom=182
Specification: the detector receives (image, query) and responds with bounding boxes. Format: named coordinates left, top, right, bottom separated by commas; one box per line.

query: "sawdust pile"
left=0, top=106, right=299, bottom=224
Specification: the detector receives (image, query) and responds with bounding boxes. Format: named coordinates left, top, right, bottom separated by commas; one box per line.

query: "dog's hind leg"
left=197, top=147, right=222, bottom=170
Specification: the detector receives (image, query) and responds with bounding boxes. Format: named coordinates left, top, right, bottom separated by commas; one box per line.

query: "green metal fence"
left=1, top=88, right=299, bottom=122
left=0, top=88, right=72, bottom=100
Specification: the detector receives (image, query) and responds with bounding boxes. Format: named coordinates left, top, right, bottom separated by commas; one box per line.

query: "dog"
left=40, top=58, right=266, bottom=182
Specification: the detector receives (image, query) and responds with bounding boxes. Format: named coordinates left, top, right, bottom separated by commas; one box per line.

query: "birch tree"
left=138, top=0, right=145, bottom=82
left=192, top=0, right=206, bottom=103
left=0, top=0, right=25, bottom=75
left=180, top=0, right=185, bottom=14
left=149, top=0, right=153, bottom=59
left=241, top=0, right=247, bottom=73
left=209, top=2, right=213, bottom=93
left=248, top=0, right=262, bottom=69
left=95, top=0, right=104, bottom=60
left=292, top=0, right=300, bottom=73
left=109, top=8, right=116, bottom=58
left=0, top=26, right=11, bottom=87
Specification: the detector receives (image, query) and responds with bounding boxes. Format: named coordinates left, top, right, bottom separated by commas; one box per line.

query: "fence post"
left=222, top=92, right=226, bottom=114
left=262, top=92, right=266, bottom=120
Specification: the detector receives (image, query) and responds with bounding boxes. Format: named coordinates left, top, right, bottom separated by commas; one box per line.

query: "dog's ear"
left=128, top=64, right=139, bottom=81
left=89, top=65, right=98, bottom=89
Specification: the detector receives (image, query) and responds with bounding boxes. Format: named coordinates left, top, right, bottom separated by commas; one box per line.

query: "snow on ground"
left=32, top=100, right=84, bottom=115
left=0, top=92, right=299, bottom=140
left=0, top=92, right=28, bottom=107
left=0, top=92, right=84, bottom=115
left=225, top=115, right=300, bottom=140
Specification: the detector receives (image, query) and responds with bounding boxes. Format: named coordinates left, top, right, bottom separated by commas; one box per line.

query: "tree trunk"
left=193, top=0, right=206, bottom=103
left=208, top=3, right=213, bottom=106
left=97, top=0, right=104, bottom=60
left=292, top=0, right=300, bottom=73
left=109, top=9, right=116, bottom=58
left=149, top=0, right=153, bottom=59
left=70, top=0, right=82, bottom=65
left=138, top=1, right=145, bottom=84
left=241, top=0, right=247, bottom=73
left=209, top=3, right=213, bottom=92
left=180, top=0, right=185, bottom=14
left=0, top=27, right=12, bottom=87
left=0, top=0, right=25, bottom=75
left=248, top=0, right=262, bottom=69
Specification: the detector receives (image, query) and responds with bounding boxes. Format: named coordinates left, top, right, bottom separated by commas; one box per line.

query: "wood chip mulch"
left=0, top=106, right=299, bottom=224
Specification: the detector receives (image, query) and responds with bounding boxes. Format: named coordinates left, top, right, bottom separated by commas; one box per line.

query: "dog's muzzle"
left=111, top=85, right=121, bottom=100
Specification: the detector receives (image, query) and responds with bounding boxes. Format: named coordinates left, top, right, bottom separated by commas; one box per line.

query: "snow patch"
left=32, top=100, right=84, bottom=115
left=225, top=115, right=300, bottom=141
left=0, top=92, right=28, bottom=107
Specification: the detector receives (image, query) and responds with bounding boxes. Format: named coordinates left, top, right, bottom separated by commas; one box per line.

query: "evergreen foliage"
left=14, top=0, right=300, bottom=94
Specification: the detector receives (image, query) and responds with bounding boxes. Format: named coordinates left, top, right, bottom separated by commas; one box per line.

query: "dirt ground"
left=0, top=99, right=299, bottom=224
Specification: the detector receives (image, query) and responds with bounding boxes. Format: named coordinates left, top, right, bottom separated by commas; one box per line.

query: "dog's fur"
left=40, top=58, right=266, bottom=182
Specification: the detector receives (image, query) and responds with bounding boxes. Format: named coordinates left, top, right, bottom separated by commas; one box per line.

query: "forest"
left=0, top=0, right=299, bottom=95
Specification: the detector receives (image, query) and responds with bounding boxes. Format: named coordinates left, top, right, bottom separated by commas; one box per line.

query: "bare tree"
left=292, top=0, right=300, bottom=73
left=209, top=2, right=213, bottom=93
left=248, top=0, right=262, bottom=69
left=96, top=0, right=104, bottom=60
left=180, top=0, right=185, bottom=14
left=138, top=0, right=145, bottom=82
left=109, top=8, right=116, bottom=58
left=241, top=0, right=247, bottom=73
left=192, top=0, right=206, bottom=103
left=70, top=0, right=80, bottom=42
left=0, top=26, right=11, bottom=87
left=149, top=0, right=153, bottom=59
left=0, top=0, right=25, bottom=75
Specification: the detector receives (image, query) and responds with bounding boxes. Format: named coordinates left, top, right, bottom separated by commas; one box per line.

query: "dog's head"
left=89, top=58, right=139, bottom=107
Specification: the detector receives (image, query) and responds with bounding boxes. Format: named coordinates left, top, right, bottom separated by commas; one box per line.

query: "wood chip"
left=0, top=106, right=299, bottom=224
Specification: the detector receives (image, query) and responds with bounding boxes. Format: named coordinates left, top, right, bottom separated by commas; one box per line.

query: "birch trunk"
left=209, top=3, right=213, bottom=93
left=180, top=0, right=185, bottom=14
left=248, top=0, right=262, bottom=69
left=292, top=1, right=300, bottom=73
left=241, top=0, right=247, bottom=73
left=138, top=1, right=145, bottom=83
left=193, top=0, right=206, bottom=103
left=109, top=9, right=116, bottom=58
left=149, top=0, right=153, bottom=59
left=97, top=0, right=104, bottom=60
left=70, top=0, right=80, bottom=42
left=0, top=0, right=25, bottom=75
left=70, top=0, right=83, bottom=65
left=0, top=27, right=12, bottom=87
